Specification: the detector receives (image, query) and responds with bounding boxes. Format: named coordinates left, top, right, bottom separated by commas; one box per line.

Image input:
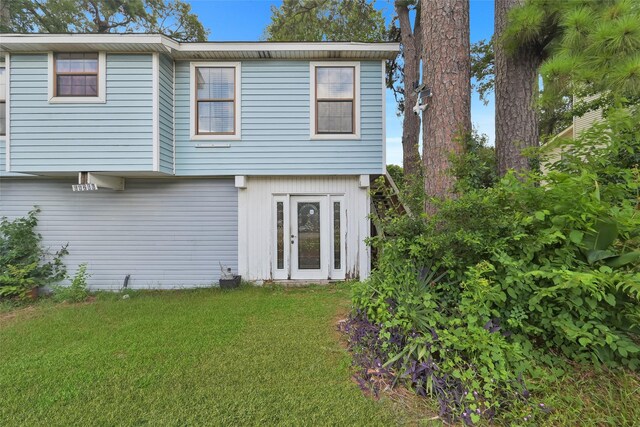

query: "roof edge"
left=0, top=33, right=400, bottom=55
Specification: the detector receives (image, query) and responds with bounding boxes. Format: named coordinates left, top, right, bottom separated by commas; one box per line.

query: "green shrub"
left=52, top=264, right=90, bottom=303
left=0, top=208, right=68, bottom=299
left=450, top=130, right=498, bottom=193
left=350, top=108, right=640, bottom=423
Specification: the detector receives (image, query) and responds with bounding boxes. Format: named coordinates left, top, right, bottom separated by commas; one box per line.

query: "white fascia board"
left=178, top=42, right=400, bottom=53
left=0, top=33, right=176, bottom=46
left=0, top=34, right=398, bottom=57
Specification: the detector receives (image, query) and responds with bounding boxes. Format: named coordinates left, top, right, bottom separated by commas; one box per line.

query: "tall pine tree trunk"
left=495, top=0, right=542, bottom=176
left=395, top=1, right=422, bottom=178
left=421, top=0, right=471, bottom=213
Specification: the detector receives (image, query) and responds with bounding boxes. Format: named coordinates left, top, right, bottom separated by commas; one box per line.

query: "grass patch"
left=0, top=284, right=400, bottom=426
left=532, top=365, right=640, bottom=426
left=2, top=284, right=637, bottom=426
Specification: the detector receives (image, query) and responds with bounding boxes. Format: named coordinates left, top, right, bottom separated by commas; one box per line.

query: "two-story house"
left=0, top=34, right=399, bottom=289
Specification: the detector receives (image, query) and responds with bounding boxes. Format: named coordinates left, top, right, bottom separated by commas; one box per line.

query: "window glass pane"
left=55, top=53, right=98, bottom=73
left=0, top=101, right=5, bottom=136
left=57, top=75, right=98, bottom=97
left=0, top=68, right=5, bottom=101
left=298, top=202, right=321, bottom=270
left=333, top=202, right=341, bottom=270
left=198, top=101, right=235, bottom=133
left=197, top=67, right=234, bottom=100
left=317, top=101, right=353, bottom=133
left=317, top=67, right=353, bottom=99
left=277, top=202, right=284, bottom=270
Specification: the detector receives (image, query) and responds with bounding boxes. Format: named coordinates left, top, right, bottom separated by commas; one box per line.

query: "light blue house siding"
left=0, top=178, right=238, bottom=289
left=0, top=140, right=26, bottom=177
left=9, top=53, right=154, bottom=174
left=158, top=54, right=174, bottom=174
left=174, top=60, right=384, bottom=176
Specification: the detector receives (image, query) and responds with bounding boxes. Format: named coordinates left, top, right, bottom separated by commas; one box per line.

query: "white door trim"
left=270, top=193, right=347, bottom=281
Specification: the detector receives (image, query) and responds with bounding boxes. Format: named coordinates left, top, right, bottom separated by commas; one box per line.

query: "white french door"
left=272, top=195, right=345, bottom=281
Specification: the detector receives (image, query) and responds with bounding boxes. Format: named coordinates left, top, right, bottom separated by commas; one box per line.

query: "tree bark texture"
left=395, top=1, right=422, bottom=178
left=421, top=0, right=471, bottom=213
left=494, top=0, right=542, bottom=176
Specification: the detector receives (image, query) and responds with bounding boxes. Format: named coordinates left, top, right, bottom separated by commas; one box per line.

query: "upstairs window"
left=310, top=62, right=360, bottom=139
left=315, top=66, right=354, bottom=134
left=54, top=53, right=99, bottom=97
left=0, top=66, right=5, bottom=136
left=48, top=52, right=105, bottom=103
left=196, top=67, right=236, bottom=135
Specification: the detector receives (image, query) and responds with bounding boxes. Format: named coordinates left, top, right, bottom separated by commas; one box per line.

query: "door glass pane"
left=333, top=202, right=341, bottom=270
left=276, top=202, right=284, bottom=270
left=0, top=101, right=5, bottom=136
left=297, top=202, right=321, bottom=270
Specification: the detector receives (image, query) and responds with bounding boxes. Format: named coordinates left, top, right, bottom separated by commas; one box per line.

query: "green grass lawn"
left=0, top=284, right=401, bottom=426
left=2, top=284, right=638, bottom=426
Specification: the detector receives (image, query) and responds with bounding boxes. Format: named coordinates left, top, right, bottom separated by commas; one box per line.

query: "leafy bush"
left=350, top=109, right=640, bottom=424
left=52, top=264, right=91, bottom=303
left=0, top=208, right=68, bottom=299
left=450, top=130, right=498, bottom=193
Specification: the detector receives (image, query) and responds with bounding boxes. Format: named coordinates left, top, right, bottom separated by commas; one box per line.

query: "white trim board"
left=309, top=61, right=361, bottom=140
left=381, top=60, right=387, bottom=173
left=172, top=57, right=176, bottom=175
left=0, top=34, right=398, bottom=56
left=152, top=52, right=160, bottom=172
left=3, top=55, right=9, bottom=172
left=189, top=61, right=242, bottom=141
left=47, top=52, right=106, bottom=104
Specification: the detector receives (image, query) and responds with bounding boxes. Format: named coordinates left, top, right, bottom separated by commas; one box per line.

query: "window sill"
left=48, top=96, right=106, bottom=104
left=310, top=134, right=361, bottom=141
left=190, top=134, right=241, bottom=141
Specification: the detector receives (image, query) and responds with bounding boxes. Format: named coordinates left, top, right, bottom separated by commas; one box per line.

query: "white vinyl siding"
left=238, top=176, right=370, bottom=281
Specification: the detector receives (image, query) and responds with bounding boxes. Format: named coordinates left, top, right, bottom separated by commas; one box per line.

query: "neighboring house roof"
left=0, top=33, right=400, bottom=60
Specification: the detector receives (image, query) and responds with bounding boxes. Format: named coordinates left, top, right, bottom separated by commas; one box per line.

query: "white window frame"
left=48, top=52, right=106, bottom=104
left=190, top=61, right=241, bottom=141
left=309, top=61, right=360, bottom=140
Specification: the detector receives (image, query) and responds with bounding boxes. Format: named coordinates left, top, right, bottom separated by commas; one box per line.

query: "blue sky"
left=187, top=0, right=495, bottom=165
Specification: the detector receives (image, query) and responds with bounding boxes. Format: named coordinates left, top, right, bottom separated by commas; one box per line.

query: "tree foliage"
left=470, top=38, right=494, bottom=105
left=472, top=0, right=640, bottom=142
left=264, top=0, right=388, bottom=42
left=1, top=0, right=209, bottom=41
left=539, top=0, right=640, bottom=115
